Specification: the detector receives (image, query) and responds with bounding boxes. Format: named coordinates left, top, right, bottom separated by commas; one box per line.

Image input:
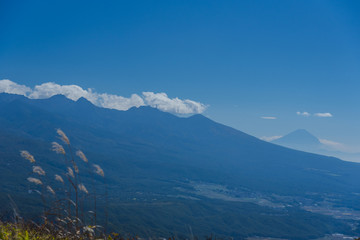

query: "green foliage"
left=0, top=222, right=144, bottom=240
left=0, top=222, right=54, bottom=240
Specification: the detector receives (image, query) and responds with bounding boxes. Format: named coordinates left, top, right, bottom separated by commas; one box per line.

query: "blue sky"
left=1, top=1, right=360, bottom=151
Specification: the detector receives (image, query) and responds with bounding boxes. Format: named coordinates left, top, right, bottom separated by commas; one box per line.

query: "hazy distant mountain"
left=272, top=129, right=360, bottom=162
left=272, top=129, right=321, bottom=153
left=273, top=129, right=320, bottom=146
left=1, top=93, right=360, bottom=239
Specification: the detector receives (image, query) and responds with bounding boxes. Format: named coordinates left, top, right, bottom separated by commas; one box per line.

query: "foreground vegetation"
left=0, top=221, right=70, bottom=240
left=3, top=129, right=110, bottom=239
left=0, top=222, right=52, bottom=240
left=0, top=221, right=139, bottom=240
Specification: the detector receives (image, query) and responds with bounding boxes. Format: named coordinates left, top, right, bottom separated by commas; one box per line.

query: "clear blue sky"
left=1, top=1, right=360, bottom=150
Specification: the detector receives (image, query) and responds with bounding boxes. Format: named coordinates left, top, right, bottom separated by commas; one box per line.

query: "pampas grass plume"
left=93, top=164, right=104, bottom=177
left=33, top=166, right=46, bottom=176
left=52, top=142, right=65, bottom=155
left=78, top=183, right=88, bottom=194
left=47, top=185, right=56, bottom=195
left=67, top=167, right=75, bottom=178
left=55, top=174, right=64, bottom=184
left=57, top=129, right=70, bottom=145
left=76, top=150, right=88, bottom=163
left=27, top=177, right=42, bottom=185
left=20, top=150, right=35, bottom=163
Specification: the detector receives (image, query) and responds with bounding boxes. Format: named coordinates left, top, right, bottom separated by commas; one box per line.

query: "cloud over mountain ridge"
left=0, top=79, right=207, bottom=114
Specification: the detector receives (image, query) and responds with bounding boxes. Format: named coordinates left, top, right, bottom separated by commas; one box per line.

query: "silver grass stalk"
left=78, top=183, right=88, bottom=194
left=67, top=167, right=74, bottom=178
left=93, top=164, right=104, bottom=177
left=27, top=177, right=42, bottom=185
left=55, top=174, right=64, bottom=184
left=20, top=150, right=35, bottom=163
left=73, top=163, right=79, bottom=173
left=52, top=142, right=65, bottom=155
left=33, top=166, right=46, bottom=176
left=57, top=129, right=70, bottom=145
left=76, top=150, right=88, bottom=163
left=47, top=185, right=56, bottom=195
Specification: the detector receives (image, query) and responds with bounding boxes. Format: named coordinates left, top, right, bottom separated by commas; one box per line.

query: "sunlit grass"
left=0, top=221, right=138, bottom=240
left=0, top=222, right=58, bottom=240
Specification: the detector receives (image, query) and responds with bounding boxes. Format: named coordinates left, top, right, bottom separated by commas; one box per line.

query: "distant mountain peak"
left=291, top=129, right=313, bottom=135
left=46, top=94, right=74, bottom=102
left=0, top=92, right=27, bottom=103
left=188, top=113, right=206, bottom=119
left=187, top=114, right=213, bottom=123
left=127, top=105, right=160, bottom=113
left=76, top=97, right=94, bottom=106
left=273, top=129, right=320, bottom=146
left=48, top=94, right=71, bottom=101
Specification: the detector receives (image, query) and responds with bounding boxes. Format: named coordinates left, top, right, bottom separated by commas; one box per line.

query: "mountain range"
left=1, top=93, right=360, bottom=239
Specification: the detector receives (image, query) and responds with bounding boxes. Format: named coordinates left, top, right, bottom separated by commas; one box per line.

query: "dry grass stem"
left=67, top=167, right=75, bottom=178
left=47, top=185, right=56, bottom=195
left=20, top=150, right=35, bottom=163
left=57, top=129, right=70, bottom=145
left=55, top=174, right=64, bottom=184
left=73, top=163, right=79, bottom=173
left=76, top=150, right=88, bottom=163
left=52, top=142, right=66, bottom=155
left=33, top=166, right=46, bottom=176
left=27, top=177, right=42, bottom=185
left=78, top=183, right=88, bottom=194
left=93, top=164, right=104, bottom=177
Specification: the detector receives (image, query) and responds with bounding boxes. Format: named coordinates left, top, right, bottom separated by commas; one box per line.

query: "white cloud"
left=296, top=111, right=333, bottom=118
left=29, top=82, right=90, bottom=100
left=319, top=139, right=343, bottom=148
left=261, top=116, right=277, bottom=120
left=27, top=82, right=145, bottom=110
left=142, top=92, right=207, bottom=114
left=260, top=136, right=282, bottom=142
left=319, top=138, right=355, bottom=153
left=296, top=111, right=310, bottom=117
left=0, top=79, right=207, bottom=114
left=95, top=93, right=144, bottom=110
left=314, top=112, right=333, bottom=118
left=0, top=79, right=31, bottom=95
